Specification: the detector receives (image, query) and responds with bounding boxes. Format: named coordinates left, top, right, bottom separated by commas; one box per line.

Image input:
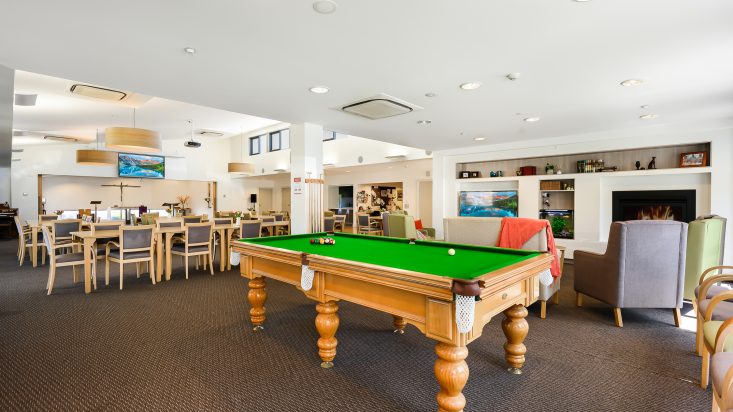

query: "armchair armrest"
left=699, top=275, right=733, bottom=303
left=699, top=266, right=733, bottom=285
left=704, top=290, right=733, bottom=321
left=105, top=240, right=120, bottom=252
left=714, top=318, right=733, bottom=353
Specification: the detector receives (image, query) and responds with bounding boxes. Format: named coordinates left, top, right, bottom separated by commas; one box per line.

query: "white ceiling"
left=11, top=70, right=280, bottom=145
left=1, top=1, right=732, bottom=150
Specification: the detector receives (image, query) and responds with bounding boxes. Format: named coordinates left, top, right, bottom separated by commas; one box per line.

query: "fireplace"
left=612, top=190, right=696, bottom=223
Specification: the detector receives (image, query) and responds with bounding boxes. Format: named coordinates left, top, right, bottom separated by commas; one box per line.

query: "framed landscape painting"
left=458, top=191, right=518, bottom=217
left=679, top=151, right=707, bottom=168
left=118, top=153, right=165, bottom=179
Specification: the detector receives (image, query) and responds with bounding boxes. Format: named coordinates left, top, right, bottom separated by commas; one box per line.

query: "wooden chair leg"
left=105, top=257, right=110, bottom=286
left=673, top=308, right=681, bottom=328
left=185, top=256, right=189, bottom=280
left=613, top=308, right=623, bottom=328
left=552, top=292, right=560, bottom=305
left=576, top=292, right=583, bottom=307
left=540, top=300, right=547, bottom=319
left=72, top=266, right=78, bottom=283
left=696, top=315, right=704, bottom=356
left=149, top=259, right=156, bottom=285
left=702, top=344, right=710, bottom=388
left=19, top=246, right=25, bottom=266
left=47, top=263, right=56, bottom=295
left=209, top=252, right=214, bottom=275
left=195, top=256, right=199, bottom=270
left=136, top=262, right=140, bottom=278
left=41, top=248, right=46, bottom=265
left=119, top=263, right=124, bottom=290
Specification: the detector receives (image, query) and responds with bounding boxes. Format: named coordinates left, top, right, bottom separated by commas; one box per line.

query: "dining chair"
left=260, top=216, right=275, bottom=236
left=710, top=319, right=733, bottom=411
left=170, top=222, right=214, bottom=279
left=105, top=225, right=156, bottom=290
left=42, top=225, right=87, bottom=295
left=273, top=213, right=284, bottom=222
left=39, top=214, right=59, bottom=222
left=357, top=214, right=382, bottom=236
left=212, top=217, right=233, bottom=259
left=91, top=221, right=123, bottom=285
left=156, top=217, right=184, bottom=229
left=333, top=215, right=346, bottom=232
left=52, top=219, right=83, bottom=248
left=694, top=266, right=733, bottom=356
left=183, top=215, right=203, bottom=225
left=14, top=216, right=36, bottom=266
left=324, top=217, right=335, bottom=232
left=240, top=221, right=262, bottom=239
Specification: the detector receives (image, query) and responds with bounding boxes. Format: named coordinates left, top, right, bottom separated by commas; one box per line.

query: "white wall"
left=433, top=127, right=733, bottom=263
left=11, top=137, right=249, bottom=221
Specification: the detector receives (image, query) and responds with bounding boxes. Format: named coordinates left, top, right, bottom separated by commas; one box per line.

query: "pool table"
left=232, top=232, right=553, bottom=412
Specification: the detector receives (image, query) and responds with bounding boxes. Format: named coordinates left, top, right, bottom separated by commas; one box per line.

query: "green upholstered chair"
left=686, top=215, right=727, bottom=301
left=323, top=211, right=335, bottom=217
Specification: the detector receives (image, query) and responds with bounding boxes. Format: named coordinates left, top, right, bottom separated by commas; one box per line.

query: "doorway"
left=258, top=188, right=273, bottom=213
left=281, top=187, right=291, bottom=214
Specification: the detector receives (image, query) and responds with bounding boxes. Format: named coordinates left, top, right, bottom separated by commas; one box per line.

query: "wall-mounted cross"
left=101, top=182, right=141, bottom=205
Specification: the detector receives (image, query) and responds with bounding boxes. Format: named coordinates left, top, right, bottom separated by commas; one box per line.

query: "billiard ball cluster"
left=310, top=237, right=336, bottom=245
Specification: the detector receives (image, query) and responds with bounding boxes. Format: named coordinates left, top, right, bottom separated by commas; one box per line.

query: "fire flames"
left=636, top=206, right=675, bottom=220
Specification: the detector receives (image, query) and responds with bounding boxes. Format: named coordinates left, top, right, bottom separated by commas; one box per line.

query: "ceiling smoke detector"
left=70, top=84, right=127, bottom=101
left=340, top=93, right=423, bottom=120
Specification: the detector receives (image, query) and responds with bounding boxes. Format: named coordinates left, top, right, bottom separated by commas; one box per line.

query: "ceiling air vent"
left=197, top=130, right=224, bottom=137
left=70, top=84, right=127, bottom=101
left=44, top=135, right=79, bottom=143
left=340, top=93, right=422, bottom=120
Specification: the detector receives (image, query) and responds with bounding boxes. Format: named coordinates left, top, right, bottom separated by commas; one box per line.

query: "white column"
left=289, top=123, right=324, bottom=234
left=0, top=65, right=13, bottom=205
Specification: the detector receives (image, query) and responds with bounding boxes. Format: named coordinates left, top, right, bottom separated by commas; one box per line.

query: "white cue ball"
left=448, top=248, right=455, bottom=256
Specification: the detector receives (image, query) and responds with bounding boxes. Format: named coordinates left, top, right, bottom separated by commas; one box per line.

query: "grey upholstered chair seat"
left=171, top=244, right=209, bottom=253
left=695, top=284, right=733, bottom=300
left=55, top=252, right=86, bottom=264
left=699, top=299, right=733, bottom=321
left=107, top=250, right=151, bottom=259
left=712, top=352, right=733, bottom=400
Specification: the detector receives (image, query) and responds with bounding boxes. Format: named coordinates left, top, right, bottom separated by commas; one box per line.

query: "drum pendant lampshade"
left=76, top=149, right=117, bottom=166
left=227, top=162, right=255, bottom=174
left=105, top=127, right=162, bottom=152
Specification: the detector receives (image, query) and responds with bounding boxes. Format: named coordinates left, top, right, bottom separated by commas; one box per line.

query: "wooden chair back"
left=183, top=215, right=203, bottom=225
left=92, top=221, right=123, bottom=233
left=240, top=221, right=262, bottom=239
left=324, top=217, right=335, bottom=232
left=156, top=217, right=184, bottom=229
left=39, top=214, right=59, bottom=222
left=118, top=225, right=155, bottom=258
left=52, top=219, right=82, bottom=242
left=261, top=216, right=275, bottom=223
left=184, top=222, right=213, bottom=249
left=214, top=218, right=233, bottom=226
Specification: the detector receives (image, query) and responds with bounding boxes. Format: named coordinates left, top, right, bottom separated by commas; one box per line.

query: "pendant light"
left=227, top=128, right=255, bottom=174
left=76, top=128, right=117, bottom=165
left=105, top=108, right=162, bottom=152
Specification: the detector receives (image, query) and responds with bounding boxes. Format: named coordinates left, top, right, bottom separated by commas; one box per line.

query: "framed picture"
left=470, top=171, right=480, bottom=178
left=458, top=171, right=470, bottom=179
left=679, top=151, right=707, bottom=168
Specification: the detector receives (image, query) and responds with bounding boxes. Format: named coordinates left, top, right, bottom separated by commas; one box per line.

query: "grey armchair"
left=574, top=220, right=688, bottom=327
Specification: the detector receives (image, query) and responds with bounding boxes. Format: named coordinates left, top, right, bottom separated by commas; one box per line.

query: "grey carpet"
left=0, top=240, right=710, bottom=411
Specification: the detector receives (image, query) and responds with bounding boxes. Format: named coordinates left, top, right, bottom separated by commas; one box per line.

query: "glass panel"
left=281, top=129, right=290, bottom=149
left=270, top=131, right=281, bottom=151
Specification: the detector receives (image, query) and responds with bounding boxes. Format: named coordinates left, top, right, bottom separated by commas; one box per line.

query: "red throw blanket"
left=497, top=217, right=561, bottom=278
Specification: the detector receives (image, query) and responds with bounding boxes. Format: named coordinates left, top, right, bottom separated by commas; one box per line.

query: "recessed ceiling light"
left=459, top=82, right=482, bottom=90
left=639, top=114, right=658, bottom=120
left=313, top=0, right=337, bottom=14
left=620, top=79, right=644, bottom=87
left=183, top=47, right=196, bottom=54
left=473, top=137, right=486, bottom=141
left=425, top=92, right=437, bottom=98
left=524, top=117, right=541, bottom=122
left=309, top=86, right=329, bottom=94
left=417, top=120, right=432, bottom=125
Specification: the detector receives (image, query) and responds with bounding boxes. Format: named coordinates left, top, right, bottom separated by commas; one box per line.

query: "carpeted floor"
left=0, top=239, right=710, bottom=411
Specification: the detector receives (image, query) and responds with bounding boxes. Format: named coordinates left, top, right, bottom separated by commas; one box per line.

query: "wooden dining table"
left=28, top=220, right=91, bottom=268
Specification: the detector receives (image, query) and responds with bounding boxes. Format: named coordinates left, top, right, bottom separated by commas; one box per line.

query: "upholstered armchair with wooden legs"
left=709, top=318, right=733, bottom=411
left=700, top=291, right=733, bottom=389
left=42, top=226, right=87, bottom=295
left=694, top=266, right=733, bottom=356
left=105, top=225, right=156, bottom=290
left=170, top=222, right=214, bottom=279
left=574, top=220, right=688, bottom=327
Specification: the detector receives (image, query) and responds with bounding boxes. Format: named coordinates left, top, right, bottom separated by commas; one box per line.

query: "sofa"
left=442, top=216, right=558, bottom=318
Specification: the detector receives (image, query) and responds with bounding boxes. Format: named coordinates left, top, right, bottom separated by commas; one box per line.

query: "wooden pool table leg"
left=434, top=342, right=469, bottom=412
left=502, top=304, right=529, bottom=374
left=393, top=315, right=406, bottom=334
left=315, top=300, right=339, bottom=368
left=247, top=277, right=267, bottom=331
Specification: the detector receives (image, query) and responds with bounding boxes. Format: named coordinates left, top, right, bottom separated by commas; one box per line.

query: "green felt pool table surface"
left=239, top=232, right=539, bottom=280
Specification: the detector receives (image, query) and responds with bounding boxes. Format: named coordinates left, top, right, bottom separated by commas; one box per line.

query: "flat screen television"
left=459, top=191, right=518, bottom=217
left=118, top=153, right=165, bottom=179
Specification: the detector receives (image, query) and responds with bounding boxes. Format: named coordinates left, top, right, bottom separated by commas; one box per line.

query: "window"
left=268, top=129, right=290, bottom=152
left=249, top=135, right=262, bottom=155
